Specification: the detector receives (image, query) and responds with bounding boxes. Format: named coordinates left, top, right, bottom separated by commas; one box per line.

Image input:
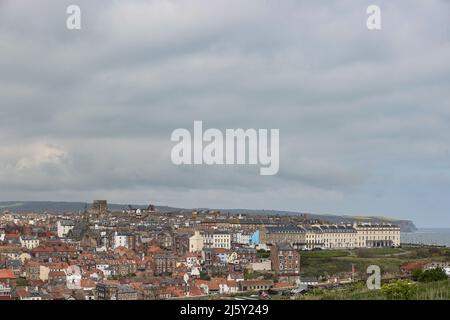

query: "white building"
left=113, top=231, right=129, bottom=249
left=96, top=263, right=112, bottom=278
left=219, top=282, right=239, bottom=295
left=232, top=232, right=251, bottom=245
left=354, top=223, right=401, bottom=248
left=57, top=220, right=75, bottom=238
left=19, top=236, right=40, bottom=249
left=186, top=253, right=202, bottom=268
left=261, top=223, right=401, bottom=250
left=190, top=266, right=201, bottom=277
left=203, top=231, right=231, bottom=250
left=0, top=213, right=14, bottom=223
left=66, top=265, right=82, bottom=290
left=189, top=231, right=204, bottom=253
left=444, top=267, right=450, bottom=277
left=249, top=260, right=272, bottom=271
left=314, top=225, right=359, bottom=250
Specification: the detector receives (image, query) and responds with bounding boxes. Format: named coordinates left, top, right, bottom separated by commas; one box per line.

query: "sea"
left=402, top=228, right=450, bottom=247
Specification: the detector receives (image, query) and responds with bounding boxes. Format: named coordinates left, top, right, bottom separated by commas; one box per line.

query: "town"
left=0, top=200, right=423, bottom=300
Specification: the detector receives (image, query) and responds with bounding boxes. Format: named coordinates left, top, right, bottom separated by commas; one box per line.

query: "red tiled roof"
left=32, top=244, right=78, bottom=253
left=0, top=269, right=16, bottom=279
left=189, top=286, right=203, bottom=296
left=401, top=261, right=427, bottom=271
left=226, top=280, right=238, bottom=287
left=100, top=280, right=120, bottom=285
left=195, top=278, right=228, bottom=290
left=47, top=262, right=69, bottom=269
left=129, top=282, right=142, bottom=290
left=48, top=271, right=66, bottom=278
left=147, top=245, right=162, bottom=254
left=25, top=260, right=42, bottom=267
left=273, top=282, right=296, bottom=289
left=15, top=288, right=30, bottom=298
left=80, top=279, right=96, bottom=288
left=186, top=252, right=201, bottom=258
left=213, top=248, right=229, bottom=254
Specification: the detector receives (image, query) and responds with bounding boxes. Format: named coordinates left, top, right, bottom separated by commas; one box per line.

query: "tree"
left=417, top=268, right=448, bottom=283
left=411, top=269, right=423, bottom=281
left=16, top=278, right=29, bottom=287
left=199, top=271, right=210, bottom=280
left=381, top=280, right=417, bottom=300
left=257, top=250, right=270, bottom=259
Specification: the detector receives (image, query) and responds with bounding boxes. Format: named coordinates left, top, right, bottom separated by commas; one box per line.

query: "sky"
left=0, top=0, right=449, bottom=227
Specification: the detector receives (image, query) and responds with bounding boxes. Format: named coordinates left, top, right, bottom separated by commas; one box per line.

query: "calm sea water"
left=402, top=228, right=450, bottom=247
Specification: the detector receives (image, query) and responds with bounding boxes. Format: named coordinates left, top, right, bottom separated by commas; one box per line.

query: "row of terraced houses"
left=260, top=223, right=400, bottom=250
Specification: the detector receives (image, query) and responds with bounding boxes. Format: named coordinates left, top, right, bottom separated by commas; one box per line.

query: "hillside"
left=0, top=201, right=417, bottom=232
left=0, top=201, right=179, bottom=214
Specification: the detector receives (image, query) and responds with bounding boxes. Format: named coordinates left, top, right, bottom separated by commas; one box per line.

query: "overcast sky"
left=0, top=0, right=449, bottom=227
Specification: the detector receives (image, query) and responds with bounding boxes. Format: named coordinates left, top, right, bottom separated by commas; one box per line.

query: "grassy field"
left=299, top=280, right=450, bottom=300
left=415, top=280, right=450, bottom=299
left=300, top=250, right=350, bottom=259
left=300, top=247, right=450, bottom=278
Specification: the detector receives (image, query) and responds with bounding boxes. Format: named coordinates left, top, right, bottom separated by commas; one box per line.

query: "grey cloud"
left=0, top=0, right=450, bottom=226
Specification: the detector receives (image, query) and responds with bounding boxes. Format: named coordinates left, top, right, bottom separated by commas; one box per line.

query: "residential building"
left=0, top=269, right=16, bottom=300
left=96, top=281, right=119, bottom=300
left=203, top=231, right=231, bottom=250
left=239, top=280, right=273, bottom=292
left=20, top=235, right=40, bottom=250
left=113, top=232, right=136, bottom=250
left=57, top=220, right=75, bottom=238
left=271, top=243, right=300, bottom=281
left=354, top=223, right=401, bottom=247
left=189, top=231, right=204, bottom=253
left=153, top=253, right=177, bottom=275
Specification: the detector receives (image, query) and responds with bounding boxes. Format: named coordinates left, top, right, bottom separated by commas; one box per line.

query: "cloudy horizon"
left=1, top=0, right=450, bottom=227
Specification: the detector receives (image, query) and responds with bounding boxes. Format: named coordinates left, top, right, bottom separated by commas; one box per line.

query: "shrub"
left=381, top=280, right=417, bottom=300
left=418, top=268, right=448, bottom=283
left=16, top=278, right=29, bottom=287
left=257, top=250, right=270, bottom=259
left=411, top=269, right=423, bottom=281
left=199, top=271, right=210, bottom=280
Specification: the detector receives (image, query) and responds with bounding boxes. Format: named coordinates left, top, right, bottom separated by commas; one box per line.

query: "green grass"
left=300, top=249, right=407, bottom=278
left=299, top=280, right=450, bottom=300
left=353, top=247, right=406, bottom=259
left=301, top=256, right=405, bottom=278
left=416, top=280, right=450, bottom=299
left=401, top=247, right=450, bottom=260
left=297, top=246, right=450, bottom=300
left=301, top=250, right=350, bottom=258
left=300, top=247, right=450, bottom=278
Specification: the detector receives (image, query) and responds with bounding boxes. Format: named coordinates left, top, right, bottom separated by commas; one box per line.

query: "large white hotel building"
left=260, top=222, right=401, bottom=250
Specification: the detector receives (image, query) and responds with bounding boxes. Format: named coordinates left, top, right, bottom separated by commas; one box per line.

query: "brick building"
left=270, top=243, right=300, bottom=282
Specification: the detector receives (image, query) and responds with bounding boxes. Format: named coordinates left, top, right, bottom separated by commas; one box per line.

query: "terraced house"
left=354, top=223, right=401, bottom=248
left=260, top=223, right=400, bottom=250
